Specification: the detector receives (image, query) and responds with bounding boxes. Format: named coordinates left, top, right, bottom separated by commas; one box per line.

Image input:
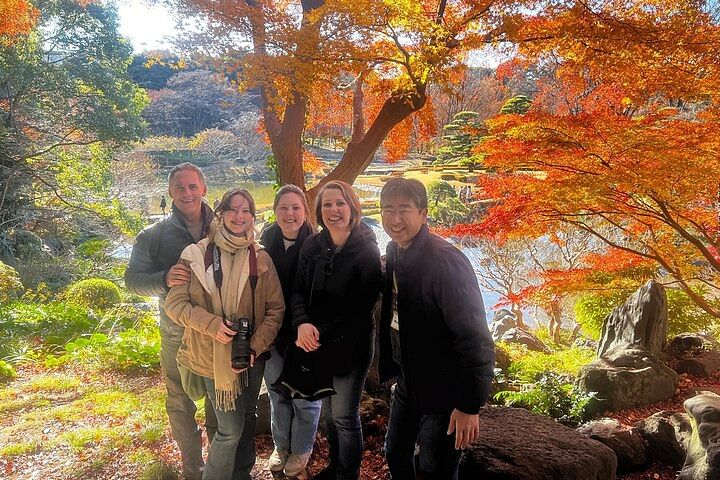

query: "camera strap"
left=208, top=242, right=258, bottom=327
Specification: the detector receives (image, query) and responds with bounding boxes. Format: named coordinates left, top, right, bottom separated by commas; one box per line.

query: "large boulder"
left=500, top=327, right=550, bottom=353
left=577, top=345, right=678, bottom=412
left=678, top=392, right=720, bottom=480
left=667, top=333, right=720, bottom=359
left=460, top=406, right=617, bottom=480
left=636, top=410, right=693, bottom=468
left=675, top=351, right=720, bottom=378
left=577, top=419, right=648, bottom=472
left=490, top=309, right=518, bottom=341
left=597, top=280, right=668, bottom=357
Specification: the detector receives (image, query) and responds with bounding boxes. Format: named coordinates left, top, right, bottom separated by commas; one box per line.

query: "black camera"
left=225, top=316, right=252, bottom=370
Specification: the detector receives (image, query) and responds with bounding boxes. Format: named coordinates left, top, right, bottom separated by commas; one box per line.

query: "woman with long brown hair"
left=165, top=188, right=284, bottom=480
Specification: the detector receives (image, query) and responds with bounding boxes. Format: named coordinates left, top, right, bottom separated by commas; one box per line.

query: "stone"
left=668, top=333, right=720, bottom=358
left=675, top=351, right=720, bottom=378
left=597, top=280, right=668, bottom=357
left=500, top=327, right=550, bottom=353
left=577, top=419, right=648, bottom=472
left=490, top=309, right=518, bottom=341
left=577, top=345, right=678, bottom=412
left=636, top=410, right=693, bottom=468
left=678, top=392, right=720, bottom=480
left=460, top=406, right=617, bottom=480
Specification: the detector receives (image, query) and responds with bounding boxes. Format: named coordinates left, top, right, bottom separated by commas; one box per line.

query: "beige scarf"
left=207, top=222, right=256, bottom=411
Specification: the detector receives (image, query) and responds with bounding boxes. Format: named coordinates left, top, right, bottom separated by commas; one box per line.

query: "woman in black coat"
left=291, top=180, right=382, bottom=480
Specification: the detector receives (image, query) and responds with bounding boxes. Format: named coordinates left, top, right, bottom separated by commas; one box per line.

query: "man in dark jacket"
left=379, top=178, right=495, bottom=480
left=124, top=163, right=217, bottom=480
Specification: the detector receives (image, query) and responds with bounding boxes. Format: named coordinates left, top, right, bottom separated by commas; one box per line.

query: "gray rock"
left=675, top=351, right=720, bottom=378
left=636, top=410, right=692, bottom=468
left=577, top=419, right=648, bottom=472
left=597, top=280, right=668, bottom=357
left=668, top=333, right=720, bottom=358
left=577, top=345, right=678, bottom=412
left=460, top=406, right=617, bottom=480
left=678, top=392, right=720, bottom=480
left=500, top=327, right=550, bottom=353
left=495, top=345, right=511, bottom=372
left=490, top=309, right=518, bottom=341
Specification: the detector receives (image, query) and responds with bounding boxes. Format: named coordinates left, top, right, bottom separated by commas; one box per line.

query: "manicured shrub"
left=64, top=278, right=121, bottom=311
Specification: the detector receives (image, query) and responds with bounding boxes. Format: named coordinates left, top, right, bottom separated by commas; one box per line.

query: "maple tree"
left=171, top=0, right=525, bottom=202
left=0, top=0, right=38, bottom=43
left=466, top=0, right=720, bottom=318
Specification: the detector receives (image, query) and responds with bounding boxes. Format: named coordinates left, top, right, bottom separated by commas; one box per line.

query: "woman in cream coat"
left=165, top=187, right=284, bottom=480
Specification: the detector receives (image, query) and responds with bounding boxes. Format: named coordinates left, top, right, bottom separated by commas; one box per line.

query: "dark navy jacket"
left=379, top=224, right=495, bottom=414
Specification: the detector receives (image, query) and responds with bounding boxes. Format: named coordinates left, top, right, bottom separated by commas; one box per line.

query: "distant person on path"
left=165, top=188, right=284, bottom=480
left=379, top=178, right=495, bottom=480
left=260, top=185, right=321, bottom=477
left=124, top=163, right=218, bottom=480
left=160, top=195, right=167, bottom=216
left=291, top=181, right=382, bottom=480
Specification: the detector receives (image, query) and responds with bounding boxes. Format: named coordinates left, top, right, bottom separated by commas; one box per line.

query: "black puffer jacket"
left=124, top=202, right=214, bottom=339
left=379, top=224, right=495, bottom=414
left=260, top=221, right=314, bottom=355
left=291, top=222, right=382, bottom=344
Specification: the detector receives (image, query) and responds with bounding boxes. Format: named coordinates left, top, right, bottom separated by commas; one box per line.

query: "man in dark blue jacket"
left=125, top=163, right=217, bottom=480
left=379, top=178, right=495, bottom=480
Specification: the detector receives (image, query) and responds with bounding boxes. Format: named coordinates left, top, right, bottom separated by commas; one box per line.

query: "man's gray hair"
left=168, top=162, right=206, bottom=187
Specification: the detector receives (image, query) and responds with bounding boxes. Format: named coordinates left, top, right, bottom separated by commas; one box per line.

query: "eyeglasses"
left=381, top=207, right=422, bottom=219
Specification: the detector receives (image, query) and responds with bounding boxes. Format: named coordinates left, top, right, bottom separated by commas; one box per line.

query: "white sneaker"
left=283, top=451, right=312, bottom=477
left=268, top=448, right=289, bottom=472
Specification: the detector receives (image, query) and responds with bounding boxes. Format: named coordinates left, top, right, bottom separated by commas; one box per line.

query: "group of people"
left=125, top=162, right=495, bottom=480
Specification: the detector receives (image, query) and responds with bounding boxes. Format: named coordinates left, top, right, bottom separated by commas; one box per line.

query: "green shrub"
left=428, top=197, right=470, bottom=227
left=574, top=287, right=718, bottom=340
left=503, top=343, right=596, bottom=384
left=0, top=261, right=23, bottom=303
left=494, top=373, right=595, bottom=427
left=64, top=278, right=121, bottom=311
left=0, top=302, right=96, bottom=359
left=0, top=360, right=16, bottom=381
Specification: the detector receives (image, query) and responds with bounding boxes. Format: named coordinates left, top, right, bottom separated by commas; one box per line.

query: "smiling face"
left=381, top=194, right=427, bottom=249
left=222, top=193, right=254, bottom=236
left=168, top=168, right=207, bottom=220
left=320, top=187, right=352, bottom=233
left=274, top=192, right=306, bottom=239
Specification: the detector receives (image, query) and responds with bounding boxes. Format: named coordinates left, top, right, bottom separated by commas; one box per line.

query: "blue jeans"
left=323, top=337, right=373, bottom=480
left=160, top=334, right=217, bottom=480
left=264, top=347, right=322, bottom=454
left=202, top=360, right=265, bottom=480
left=384, top=374, right=461, bottom=480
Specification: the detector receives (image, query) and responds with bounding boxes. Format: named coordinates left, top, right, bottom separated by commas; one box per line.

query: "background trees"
left=170, top=0, right=525, bottom=202
left=0, top=0, right=146, bottom=263
left=471, top=0, right=720, bottom=318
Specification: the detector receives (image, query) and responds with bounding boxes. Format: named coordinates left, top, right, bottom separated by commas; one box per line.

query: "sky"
left=117, top=2, right=176, bottom=53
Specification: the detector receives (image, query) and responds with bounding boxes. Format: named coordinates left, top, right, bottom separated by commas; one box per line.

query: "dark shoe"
left=311, top=465, right=337, bottom=480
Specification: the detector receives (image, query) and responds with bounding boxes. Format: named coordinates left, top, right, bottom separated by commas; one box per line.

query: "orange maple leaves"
left=0, top=0, right=38, bottom=43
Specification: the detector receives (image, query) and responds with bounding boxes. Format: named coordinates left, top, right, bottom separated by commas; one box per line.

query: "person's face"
left=222, top=194, right=254, bottom=236
left=321, top=188, right=352, bottom=233
left=381, top=194, right=427, bottom=248
left=168, top=169, right=207, bottom=219
left=275, top=192, right=306, bottom=239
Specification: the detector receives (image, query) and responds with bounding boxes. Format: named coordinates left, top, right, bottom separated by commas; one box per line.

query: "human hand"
left=447, top=408, right=479, bottom=450
left=296, top=323, right=321, bottom=352
left=231, top=353, right=255, bottom=374
left=166, top=262, right=191, bottom=287
left=214, top=321, right=236, bottom=344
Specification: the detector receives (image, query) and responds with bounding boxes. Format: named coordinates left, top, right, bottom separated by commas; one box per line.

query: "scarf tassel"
left=215, top=369, right=249, bottom=412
